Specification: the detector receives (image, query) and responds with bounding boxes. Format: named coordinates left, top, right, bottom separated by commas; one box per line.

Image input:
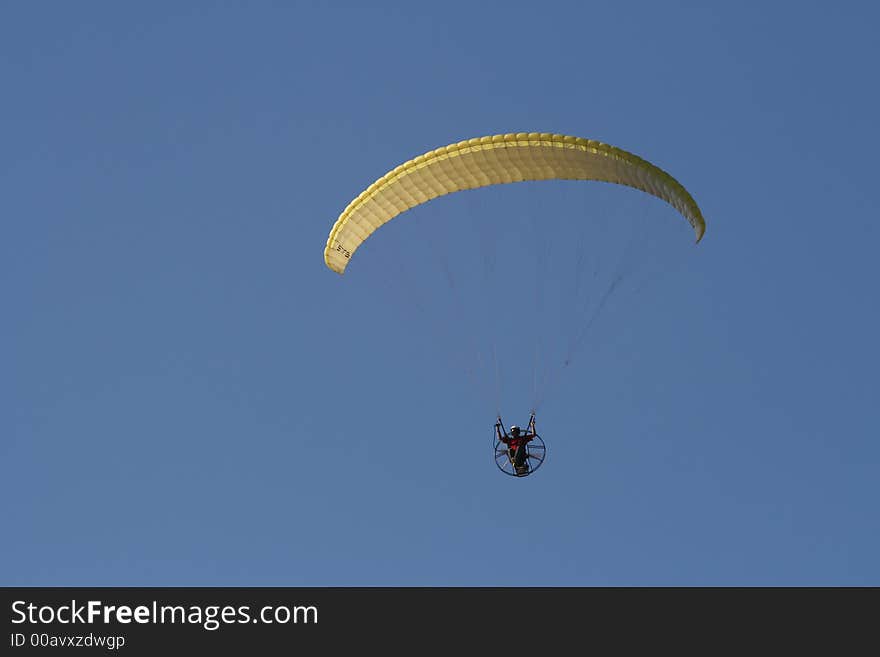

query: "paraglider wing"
left=324, top=132, right=705, bottom=274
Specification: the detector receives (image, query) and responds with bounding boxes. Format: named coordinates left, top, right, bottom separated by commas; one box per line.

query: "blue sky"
left=3, top=2, right=878, bottom=585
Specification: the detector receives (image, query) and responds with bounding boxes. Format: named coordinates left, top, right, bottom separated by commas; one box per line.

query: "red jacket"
left=500, top=434, right=533, bottom=450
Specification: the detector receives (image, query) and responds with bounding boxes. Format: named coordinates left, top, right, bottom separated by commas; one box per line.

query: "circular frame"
left=494, top=433, right=547, bottom=477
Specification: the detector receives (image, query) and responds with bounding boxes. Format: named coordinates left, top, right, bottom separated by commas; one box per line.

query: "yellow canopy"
left=325, top=132, right=705, bottom=274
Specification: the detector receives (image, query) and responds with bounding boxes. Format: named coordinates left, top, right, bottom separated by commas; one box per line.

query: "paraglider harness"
left=494, top=413, right=546, bottom=477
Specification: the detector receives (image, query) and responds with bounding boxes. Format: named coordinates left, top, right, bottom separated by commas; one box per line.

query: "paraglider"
left=495, top=413, right=545, bottom=477
left=323, top=133, right=705, bottom=477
